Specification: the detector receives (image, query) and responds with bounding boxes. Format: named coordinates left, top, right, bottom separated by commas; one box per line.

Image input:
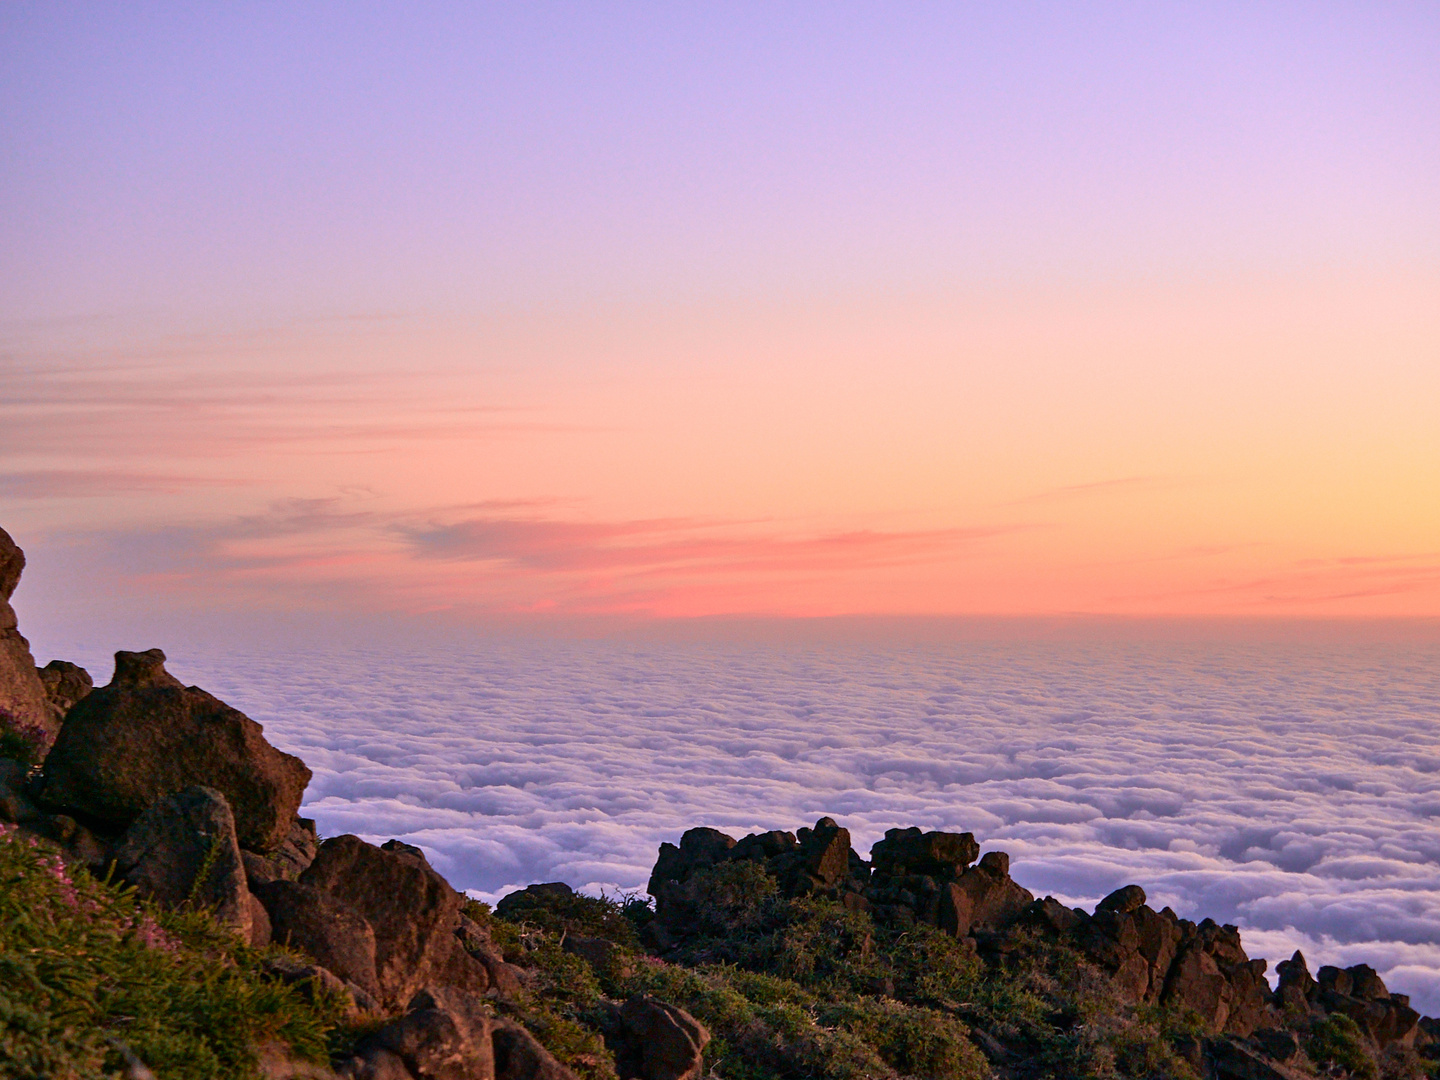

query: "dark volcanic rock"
left=300, top=834, right=465, bottom=1011
left=40, top=648, right=311, bottom=851
left=939, top=856, right=1034, bottom=938
left=647, top=827, right=737, bottom=898
left=0, top=757, right=41, bottom=824
left=36, top=659, right=93, bottom=727
left=241, top=816, right=320, bottom=887
left=1274, top=950, right=1318, bottom=1010
left=339, top=986, right=577, bottom=1080
left=111, top=785, right=253, bottom=939
left=258, top=879, right=381, bottom=1000
left=617, top=997, right=710, bottom=1080
left=869, top=826, right=979, bottom=882
left=1096, top=883, right=1147, bottom=914
left=0, top=526, right=55, bottom=751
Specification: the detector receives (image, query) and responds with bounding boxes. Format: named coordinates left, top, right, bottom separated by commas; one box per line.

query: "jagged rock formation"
left=0, top=526, right=55, bottom=751
left=40, top=648, right=312, bottom=851
left=644, top=818, right=1435, bottom=1078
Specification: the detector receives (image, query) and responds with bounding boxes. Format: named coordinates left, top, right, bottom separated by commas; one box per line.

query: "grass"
left=0, top=821, right=353, bottom=1079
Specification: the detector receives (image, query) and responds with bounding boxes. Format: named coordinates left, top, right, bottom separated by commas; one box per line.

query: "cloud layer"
left=50, top=631, right=1440, bottom=1013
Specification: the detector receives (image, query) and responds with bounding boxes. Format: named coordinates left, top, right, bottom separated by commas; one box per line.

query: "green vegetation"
left=0, top=822, right=353, bottom=1080
left=6, top=824, right=1423, bottom=1080
left=482, top=860, right=1207, bottom=1080
left=0, top=707, right=47, bottom=768
left=1307, top=1014, right=1378, bottom=1080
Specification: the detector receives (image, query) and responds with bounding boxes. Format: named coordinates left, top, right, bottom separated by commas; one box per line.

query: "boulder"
left=339, top=986, right=578, bottom=1080
left=495, top=881, right=573, bottom=919
left=562, top=933, right=628, bottom=977
left=869, top=827, right=979, bottom=882
left=1130, top=906, right=1184, bottom=1004
left=1204, top=1036, right=1312, bottom=1080
left=36, top=659, right=93, bottom=726
left=786, top=817, right=853, bottom=893
left=110, top=785, right=253, bottom=939
left=249, top=890, right=272, bottom=948
left=647, top=828, right=737, bottom=899
left=40, top=649, right=311, bottom=851
left=300, top=834, right=464, bottom=1011
left=456, top=915, right=529, bottom=999
left=262, top=953, right=379, bottom=1018
left=617, top=997, right=710, bottom=1080
left=242, top=817, right=320, bottom=887
left=1096, top=884, right=1147, bottom=914
left=1164, top=944, right=1234, bottom=1031
left=258, top=879, right=382, bottom=1000
left=0, top=526, right=55, bottom=753
left=491, top=1019, right=578, bottom=1080
left=939, top=857, right=1033, bottom=938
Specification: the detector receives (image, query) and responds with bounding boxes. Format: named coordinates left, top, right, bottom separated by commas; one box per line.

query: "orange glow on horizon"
left=4, top=271, right=1436, bottom=622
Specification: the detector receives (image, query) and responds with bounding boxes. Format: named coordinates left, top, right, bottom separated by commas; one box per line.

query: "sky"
left=2, top=2, right=1439, bottom=631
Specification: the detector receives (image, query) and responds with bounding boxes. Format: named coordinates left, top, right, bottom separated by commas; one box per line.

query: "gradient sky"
left=2, top=3, right=1438, bottom=629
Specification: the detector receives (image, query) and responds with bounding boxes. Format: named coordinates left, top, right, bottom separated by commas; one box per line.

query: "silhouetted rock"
left=40, top=648, right=311, bottom=851
left=1274, top=950, right=1318, bottom=1010
left=1096, top=883, right=1147, bottom=914
left=647, top=828, right=737, bottom=900
left=869, top=826, right=979, bottom=882
left=36, top=659, right=92, bottom=727
left=1313, top=963, right=1420, bottom=1049
left=111, top=785, right=253, bottom=939
left=0, top=526, right=55, bottom=752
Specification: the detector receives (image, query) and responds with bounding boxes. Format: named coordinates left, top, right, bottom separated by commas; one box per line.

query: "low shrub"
left=1309, top=1013, right=1378, bottom=1080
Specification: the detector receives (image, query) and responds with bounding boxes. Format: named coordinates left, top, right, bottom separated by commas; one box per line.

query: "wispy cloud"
left=0, top=470, right=252, bottom=499
left=0, top=357, right=571, bottom=466
left=399, top=516, right=1016, bottom=576
left=46, top=499, right=1026, bottom=616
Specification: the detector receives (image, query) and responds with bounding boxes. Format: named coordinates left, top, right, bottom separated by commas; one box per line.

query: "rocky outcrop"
left=1270, top=952, right=1422, bottom=1049
left=40, top=648, right=311, bottom=851
left=36, top=659, right=92, bottom=726
left=338, top=986, right=578, bottom=1080
left=0, top=526, right=55, bottom=752
left=110, top=785, right=254, bottom=940
left=641, top=818, right=1438, bottom=1057
left=647, top=819, right=1030, bottom=943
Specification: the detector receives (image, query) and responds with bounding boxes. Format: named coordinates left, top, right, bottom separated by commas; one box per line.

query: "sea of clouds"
left=58, top=630, right=1440, bottom=1014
